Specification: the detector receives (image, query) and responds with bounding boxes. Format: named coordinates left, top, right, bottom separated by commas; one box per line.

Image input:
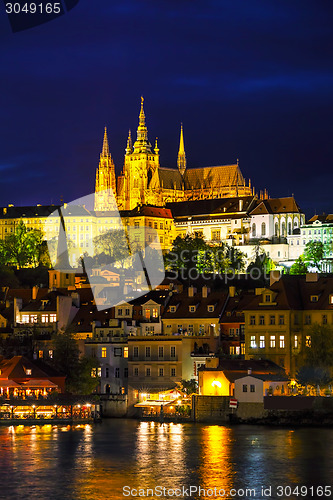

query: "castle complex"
left=94, top=97, right=253, bottom=212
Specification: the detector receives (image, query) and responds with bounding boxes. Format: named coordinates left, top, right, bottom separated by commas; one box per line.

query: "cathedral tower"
left=94, top=127, right=117, bottom=211
left=177, top=123, right=186, bottom=176
left=117, top=97, right=160, bottom=210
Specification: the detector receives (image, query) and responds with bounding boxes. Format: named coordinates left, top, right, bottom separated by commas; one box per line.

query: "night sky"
left=0, top=0, right=332, bottom=217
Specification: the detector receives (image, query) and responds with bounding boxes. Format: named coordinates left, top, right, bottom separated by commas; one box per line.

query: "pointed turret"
left=102, top=127, right=110, bottom=157
left=154, top=137, right=159, bottom=155
left=133, top=96, right=153, bottom=153
left=125, top=129, right=133, bottom=155
left=177, top=123, right=186, bottom=176
left=94, top=127, right=117, bottom=211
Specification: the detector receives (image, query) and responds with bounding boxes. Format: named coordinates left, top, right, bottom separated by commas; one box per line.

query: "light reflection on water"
left=0, top=421, right=331, bottom=500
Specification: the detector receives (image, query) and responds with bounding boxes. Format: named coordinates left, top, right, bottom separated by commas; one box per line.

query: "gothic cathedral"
left=94, top=97, right=253, bottom=212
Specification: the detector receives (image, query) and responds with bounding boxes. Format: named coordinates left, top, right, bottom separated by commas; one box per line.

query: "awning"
left=20, top=379, right=58, bottom=388
left=0, top=380, right=21, bottom=388
left=134, top=400, right=178, bottom=408
left=129, top=383, right=177, bottom=393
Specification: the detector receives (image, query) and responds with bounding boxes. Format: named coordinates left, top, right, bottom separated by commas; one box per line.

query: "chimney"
left=248, top=368, right=252, bottom=375
left=229, top=286, right=236, bottom=298
left=270, top=270, right=281, bottom=286
left=32, top=286, right=39, bottom=301
left=306, top=273, right=318, bottom=282
left=239, top=199, right=243, bottom=212
left=202, top=286, right=210, bottom=298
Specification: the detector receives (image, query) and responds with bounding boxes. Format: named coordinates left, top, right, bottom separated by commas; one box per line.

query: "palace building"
left=94, top=97, right=253, bottom=212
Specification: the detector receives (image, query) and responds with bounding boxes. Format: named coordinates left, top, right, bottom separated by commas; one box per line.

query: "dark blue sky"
left=0, top=0, right=332, bottom=217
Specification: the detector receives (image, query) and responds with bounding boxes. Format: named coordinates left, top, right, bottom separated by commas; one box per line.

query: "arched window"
left=275, top=222, right=279, bottom=236
left=261, top=222, right=266, bottom=236
left=294, top=219, right=298, bottom=228
left=252, top=223, right=256, bottom=237
left=281, top=222, right=286, bottom=236
left=288, top=222, right=292, bottom=235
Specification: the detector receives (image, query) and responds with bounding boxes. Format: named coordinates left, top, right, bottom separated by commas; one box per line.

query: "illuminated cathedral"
left=94, top=97, right=254, bottom=212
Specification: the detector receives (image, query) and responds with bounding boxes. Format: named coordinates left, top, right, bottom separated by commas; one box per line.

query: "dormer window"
left=189, top=305, right=197, bottom=312
left=207, top=305, right=215, bottom=312
left=330, top=295, right=333, bottom=305
left=311, top=295, right=319, bottom=302
left=25, top=368, right=32, bottom=376
left=170, top=306, right=177, bottom=313
left=264, top=294, right=271, bottom=303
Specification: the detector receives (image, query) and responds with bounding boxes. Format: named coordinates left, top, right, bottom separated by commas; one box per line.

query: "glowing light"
left=211, top=380, right=222, bottom=388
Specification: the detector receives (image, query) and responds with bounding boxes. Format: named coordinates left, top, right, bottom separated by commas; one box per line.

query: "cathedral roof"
left=184, top=164, right=246, bottom=190
left=153, top=167, right=184, bottom=190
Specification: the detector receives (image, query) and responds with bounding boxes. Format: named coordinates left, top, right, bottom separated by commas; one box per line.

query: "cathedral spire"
left=125, top=129, right=133, bottom=155
left=102, top=127, right=110, bottom=157
left=133, top=96, right=152, bottom=153
left=177, top=123, right=186, bottom=176
left=154, top=137, right=159, bottom=155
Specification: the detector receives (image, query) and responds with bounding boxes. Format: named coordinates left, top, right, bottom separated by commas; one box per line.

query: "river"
left=0, top=420, right=331, bottom=500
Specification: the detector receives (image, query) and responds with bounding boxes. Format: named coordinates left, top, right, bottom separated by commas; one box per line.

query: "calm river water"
left=0, top=420, right=332, bottom=500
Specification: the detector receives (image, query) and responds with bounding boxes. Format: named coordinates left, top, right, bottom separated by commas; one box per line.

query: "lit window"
left=145, top=309, right=150, bottom=319
left=50, top=314, right=57, bottom=322
left=21, top=315, right=29, bottom=323
left=48, top=350, right=53, bottom=359
left=259, top=336, right=265, bottom=348
left=305, top=335, right=311, bottom=347
left=101, top=347, right=107, bottom=358
left=41, top=314, right=48, bottom=323
left=124, top=347, right=128, bottom=358
left=270, top=335, right=276, bottom=348
left=30, top=315, right=37, bottom=323
left=229, top=346, right=235, bottom=355
left=38, top=350, right=43, bottom=358
left=294, top=336, right=298, bottom=348
left=250, top=336, right=256, bottom=348
left=26, top=369, right=32, bottom=376
left=152, top=308, right=158, bottom=318
left=279, top=335, right=285, bottom=348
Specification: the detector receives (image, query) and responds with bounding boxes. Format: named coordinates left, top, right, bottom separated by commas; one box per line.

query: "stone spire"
left=177, top=123, right=186, bottom=176
left=94, top=128, right=117, bottom=211
left=133, top=96, right=152, bottom=153
left=102, top=127, right=110, bottom=157
left=154, top=137, right=159, bottom=155
left=125, top=129, right=133, bottom=155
